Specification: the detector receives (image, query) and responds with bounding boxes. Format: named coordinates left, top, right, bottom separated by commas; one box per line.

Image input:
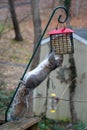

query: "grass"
left=0, top=21, right=33, bottom=115
left=0, top=38, right=32, bottom=64
left=38, top=118, right=87, bottom=130
left=0, top=24, right=4, bottom=32
left=0, top=23, right=12, bottom=35
left=0, top=89, right=14, bottom=114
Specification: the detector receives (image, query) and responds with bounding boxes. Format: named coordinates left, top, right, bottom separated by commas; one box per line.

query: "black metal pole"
left=5, top=6, right=68, bottom=122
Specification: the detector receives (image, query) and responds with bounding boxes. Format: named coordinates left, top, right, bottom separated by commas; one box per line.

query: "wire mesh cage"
left=48, top=28, right=74, bottom=55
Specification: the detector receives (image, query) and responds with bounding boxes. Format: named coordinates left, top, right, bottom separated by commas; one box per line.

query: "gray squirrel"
left=8, top=52, right=63, bottom=121
left=23, top=52, right=63, bottom=89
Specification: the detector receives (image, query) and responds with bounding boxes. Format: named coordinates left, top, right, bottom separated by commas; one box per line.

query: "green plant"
left=0, top=24, right=4, bottom=32
left=0, top=90, right=14, bottom=114
left=38, top=118, right=66, bottom=130
left=0, top=22, right=12, bottom=34
left=73, top=121, right=87, bottom=130
left=38, top=118, right=87, bottom=130
left=51, top=125, right=65, bottom=130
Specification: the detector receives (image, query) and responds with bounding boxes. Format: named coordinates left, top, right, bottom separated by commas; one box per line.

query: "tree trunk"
left=69, top=91, right=78, bottom=124
left=69, top=54, right=78, bottom=124
left=8, top=0, right=23, bottom=41
left=62, top=0, right=78, bottom=124
left=75, top=0, right=80, bottom=17
left=30, top=0, right=42, bottom=70
left=63, top=0, right=72, bottom=27
left=26, top=0, right=42, bottom=117
left=51, top=0, right=56, bottom=9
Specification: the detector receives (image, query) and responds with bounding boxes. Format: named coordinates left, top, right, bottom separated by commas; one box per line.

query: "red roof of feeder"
left=48, top=28, right=74, bottom=35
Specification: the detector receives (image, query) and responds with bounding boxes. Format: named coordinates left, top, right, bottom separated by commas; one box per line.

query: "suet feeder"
left=48, top=28, right=74, bottom=55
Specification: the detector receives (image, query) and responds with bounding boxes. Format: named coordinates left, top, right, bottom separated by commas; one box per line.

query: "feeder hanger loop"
left=53, top=6, right=68, bottom=24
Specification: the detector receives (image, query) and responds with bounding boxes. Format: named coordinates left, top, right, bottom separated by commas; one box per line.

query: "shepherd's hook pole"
left=5, top=6, right=68, bottom=122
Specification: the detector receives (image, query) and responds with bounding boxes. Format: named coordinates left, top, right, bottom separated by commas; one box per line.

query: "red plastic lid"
left=48, top=28, right=74, bottom=35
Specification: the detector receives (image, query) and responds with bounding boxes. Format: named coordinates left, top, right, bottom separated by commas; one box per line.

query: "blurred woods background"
left=0, top=0, right=87, bottom=126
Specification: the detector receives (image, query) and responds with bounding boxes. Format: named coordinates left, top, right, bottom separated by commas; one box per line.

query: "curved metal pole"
left=5, top=6, right=68, bottom=122
left=54, top=6, right=68, bottom=23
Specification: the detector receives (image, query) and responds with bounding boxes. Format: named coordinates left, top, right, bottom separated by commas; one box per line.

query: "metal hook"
left=58, top=7, right=68, bottom=23
left=53, top=6, right=68, bottom=24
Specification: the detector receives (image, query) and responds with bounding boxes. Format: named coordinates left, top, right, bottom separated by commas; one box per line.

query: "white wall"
left=33, top=39, right=87, bottom=123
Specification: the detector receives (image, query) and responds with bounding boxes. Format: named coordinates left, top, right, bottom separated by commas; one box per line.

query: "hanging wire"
left=33, top=96, right=87, bottom=103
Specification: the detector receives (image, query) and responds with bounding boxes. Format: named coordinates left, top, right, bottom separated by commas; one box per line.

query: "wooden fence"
left=0, top=117, right=41, bottom=130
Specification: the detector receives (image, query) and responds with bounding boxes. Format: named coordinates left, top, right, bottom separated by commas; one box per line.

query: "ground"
left=0, top=0, right=87, bottom=123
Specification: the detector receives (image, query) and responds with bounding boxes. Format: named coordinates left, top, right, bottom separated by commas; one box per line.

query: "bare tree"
left=52, top=0, right=56, bottom=9
left=75, top=0, right=80, bottom=17
left=68, top=54, right=78, bottom=124
left=64, top=0, right=78, bottom=123
left=26, top=0, right=42, bottom=116
left=8, top=0, right=23, bottom=41
left=63, top=0, right=78, bottom=124
left=30, top=0, right=42, bottom=70
left=58, top=0, right=78, bottom=124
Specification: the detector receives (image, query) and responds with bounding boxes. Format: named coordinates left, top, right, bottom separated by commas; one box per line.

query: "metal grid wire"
left=51, top=34, right=73, bottom=54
